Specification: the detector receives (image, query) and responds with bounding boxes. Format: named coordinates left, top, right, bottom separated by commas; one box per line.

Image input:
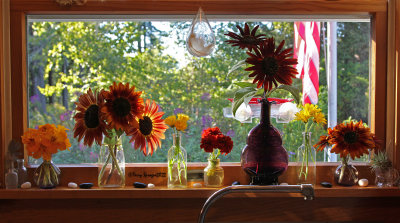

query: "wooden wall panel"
left=395, top=0, right=400, bottom=170
left=0, top=0, right=4, bottom=188
left=0, top=197, right=399, bottom=223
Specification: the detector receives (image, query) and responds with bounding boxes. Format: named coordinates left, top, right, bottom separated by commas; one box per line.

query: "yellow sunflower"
left=101, top=82, right=144, bottom=132
left=128, top=99, right=168, bottom=156
left=73, top=88, right=109, bottom=147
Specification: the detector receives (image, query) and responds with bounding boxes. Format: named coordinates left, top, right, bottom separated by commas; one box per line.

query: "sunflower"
left=128, top=99, right=168, bottom=156
left=101, top=82, right=144, bottom=132
left=329, top=121, right=376, bottom=159
left=245, top=37, right=298, bottom=92
left=73, top=88, right=108, bottom=147
left=225, top=23, right=266, bottom=52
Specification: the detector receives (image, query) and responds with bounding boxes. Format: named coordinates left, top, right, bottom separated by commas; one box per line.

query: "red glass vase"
left=241, top=99, right=288, bottom=185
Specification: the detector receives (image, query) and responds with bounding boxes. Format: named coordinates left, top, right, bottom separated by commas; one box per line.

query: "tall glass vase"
left=168, top=132, right=187, bottom=188
left=296, top=132, right=316, bottom=185
left=34, top=160, right=61, bottom=189
left=98, top=136, right=125, bottom=188
left=334, top=156, right=359, bottom=186
left=241, top=99, right=289, bottom=185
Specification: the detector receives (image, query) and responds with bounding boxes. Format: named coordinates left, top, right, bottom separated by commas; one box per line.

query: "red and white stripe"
left=294, top=21, right=320, bottom=105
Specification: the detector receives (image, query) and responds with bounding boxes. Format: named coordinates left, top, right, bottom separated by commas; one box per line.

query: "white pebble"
left=358, top=179, right=369, bottom=187
left=193, top=183, right=202, bottom=188
left=68, top=182, right=78, bottom=188
left=280, top=183, right=289, bottom=185
left=147, top=183, right=155, bottom=188
left=21, top=182, right=31, bottom=189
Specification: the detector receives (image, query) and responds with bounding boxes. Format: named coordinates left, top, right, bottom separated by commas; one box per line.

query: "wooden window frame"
left=1, top=0, right=398, bottom=187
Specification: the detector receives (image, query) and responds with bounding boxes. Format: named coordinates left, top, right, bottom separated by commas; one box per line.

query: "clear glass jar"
left=204, top=158, right=224, bottom=187
left=16, top=159, right=28, bottom=187
left=98, top=136, right=125, bottom=188
left=168, top=133, right=187, bottom=188
left=296, top=132, right=316, bottom=185
left=375, top=167, right=399, bottom=187
left=34, top=160, right=60, bottom=189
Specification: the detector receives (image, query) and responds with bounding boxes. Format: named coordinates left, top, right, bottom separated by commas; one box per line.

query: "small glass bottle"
left=5, top=162, right=18, bottom=189
left=204, top=158, right=224, bottom=187
left=16, top=159, right=28, bottom=187
left=168, top=132, right=187, bottom=188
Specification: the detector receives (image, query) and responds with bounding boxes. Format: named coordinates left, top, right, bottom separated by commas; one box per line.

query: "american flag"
left=294, top=22, right=320, bottom=105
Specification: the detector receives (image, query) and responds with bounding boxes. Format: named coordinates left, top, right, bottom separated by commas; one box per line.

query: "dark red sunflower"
left=245, top=37, right=298, bottom=92
left=314, top=128, right=333, bottom=151
left=73, top=88, right=108, bottom=147
left=101, top=82, right=144, bottom=133
left=329, top=121, right=376, bottom=159
left=128, top=99, right=168, bottom=156
left=225, top=23, right=265, bottom=52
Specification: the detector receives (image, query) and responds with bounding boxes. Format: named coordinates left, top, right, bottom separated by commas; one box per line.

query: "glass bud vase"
left=296, top=132, right=316, bottom=185
left=98, top=136, right=125, bottom=188
left=334, top=156, right=359, bottom=186
left=204, top=158, right=224, bottom=187
left=168, top=132, right=187, bottom=188
left=16, top=159, right=28, bottom=188
left=34, top=160, right=61, bottom=189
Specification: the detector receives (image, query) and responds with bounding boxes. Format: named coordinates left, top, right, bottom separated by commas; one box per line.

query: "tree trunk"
left=62, top=56, right=69, bottom=110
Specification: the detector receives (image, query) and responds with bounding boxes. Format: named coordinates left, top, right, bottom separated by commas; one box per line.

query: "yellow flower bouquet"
left=293, top=104, right=326, bottom=184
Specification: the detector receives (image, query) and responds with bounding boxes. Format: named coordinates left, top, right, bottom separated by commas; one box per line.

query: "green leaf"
left=234, top=82, right=256, bottom=88
left=232, top=87, right=257, bottom=116
left=268, top=85, right=301, bottom=104
left=227, top=60, right=246, bottom=75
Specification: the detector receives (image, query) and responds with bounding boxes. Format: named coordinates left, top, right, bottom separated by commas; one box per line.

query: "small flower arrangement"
left=22, top=124, right=71, bottom=161
left=21, top=124, right=70, bottom=188
left=200, top=127, right=233, bottom=187
left=165, top=113, right=190, bottom=187
left=292, top=104, right=326, bottom=183
left=200, top=127, right=233, bottom=159
left=225, top=23, right=299, bottom=115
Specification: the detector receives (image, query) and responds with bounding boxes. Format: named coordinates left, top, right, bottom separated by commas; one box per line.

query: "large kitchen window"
left=26, top=18, right=371, bottom=164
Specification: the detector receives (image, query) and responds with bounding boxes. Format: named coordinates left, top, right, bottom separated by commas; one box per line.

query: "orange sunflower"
left=245, top=37, right=298, bottom=92
left=128, top=99, right=168, bottom=156
left=73, top=88, right=108, bottom=147
left=225, top=23, right=266, bottom=52
left=102, top=82, right=144, bottom=132
left=328, top=121, right=376, bottom=159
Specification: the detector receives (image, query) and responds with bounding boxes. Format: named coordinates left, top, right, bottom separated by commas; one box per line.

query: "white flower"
left=277, top=102, right=299, bottom=123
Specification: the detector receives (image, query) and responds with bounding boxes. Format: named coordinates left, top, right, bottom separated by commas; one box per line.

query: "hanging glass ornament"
left=186, top=7, right=216, bottom=57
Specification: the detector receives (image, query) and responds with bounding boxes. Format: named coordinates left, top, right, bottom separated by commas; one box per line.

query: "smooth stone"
left=21, top=182, right=31, bottom=189
left=280, top=182, right=289, bottom=186
left=321, top=182, right=332, bottom=188
left=193, top=183, right=202, bottom=188
left=358, top=179, right=369, bottom=187
left=79, top=183, right=93, bottom=189
left=133, top=182, right=147, bottom=188
left=231, top=181, right=240, bottom=186
left=147, top=183, right=155, bottom=188
left=68, top=182, right=78, bottom=188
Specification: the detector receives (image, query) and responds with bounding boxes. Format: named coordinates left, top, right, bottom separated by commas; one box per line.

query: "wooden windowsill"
left=0, top=185, right=399, bottom=200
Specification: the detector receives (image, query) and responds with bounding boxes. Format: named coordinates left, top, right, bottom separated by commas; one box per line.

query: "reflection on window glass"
left=27, top=20, right=370, bottom=164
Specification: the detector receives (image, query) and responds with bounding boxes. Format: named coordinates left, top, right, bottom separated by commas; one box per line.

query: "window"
left=27, top=18, right=371, bottom=164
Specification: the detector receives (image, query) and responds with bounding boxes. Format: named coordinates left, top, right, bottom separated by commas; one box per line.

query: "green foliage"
left=27, top=20, right=370, bottom=164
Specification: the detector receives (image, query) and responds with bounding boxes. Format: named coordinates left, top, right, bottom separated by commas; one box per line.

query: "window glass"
left=27, top=20, right=370, bottom=164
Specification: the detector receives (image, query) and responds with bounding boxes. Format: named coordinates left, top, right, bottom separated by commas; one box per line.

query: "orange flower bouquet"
left=73, top=82, right=168, bottom=187
left=21, top=124, right=71, bottom=188
left=314, top=120, right=379, bottom=186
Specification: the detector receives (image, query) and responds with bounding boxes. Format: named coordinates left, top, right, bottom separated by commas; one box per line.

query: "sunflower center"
left=112, top=97, right=131, bottom=117
left=344, top=131, right=358, bottom=144
left=262, top=57, right=279, bottom=76
left=243, top=35, right=258, bottom=45
left=84, top=104, right=100, bottom=128
left=139, top=116, right=153, bottom=136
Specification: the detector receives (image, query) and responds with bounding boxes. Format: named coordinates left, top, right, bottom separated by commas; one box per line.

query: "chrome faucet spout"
left=198, top=184, right=314, bottom=223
